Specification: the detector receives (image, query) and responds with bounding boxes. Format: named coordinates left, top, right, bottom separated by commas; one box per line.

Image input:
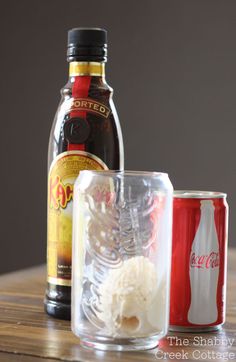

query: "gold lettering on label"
left=69, top=98, right=111, bottom=118
left=74, top=100, right=80, bottom=107
left=81, top=101, right=87, bottom=107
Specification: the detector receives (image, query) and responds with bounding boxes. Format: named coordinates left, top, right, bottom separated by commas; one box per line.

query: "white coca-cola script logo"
left=190, top=252, right=220, bottom=269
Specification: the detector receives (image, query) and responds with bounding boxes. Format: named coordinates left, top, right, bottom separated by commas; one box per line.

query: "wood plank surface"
left=0, top=251, right=235, bottom=362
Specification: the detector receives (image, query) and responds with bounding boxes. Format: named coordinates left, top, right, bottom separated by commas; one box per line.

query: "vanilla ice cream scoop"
left=96, top=256, right=166, bottom=337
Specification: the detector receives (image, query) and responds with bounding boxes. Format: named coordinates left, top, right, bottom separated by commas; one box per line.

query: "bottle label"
left=47, top=150, right=108, bottom=287
left=70, top=98, right=111, bottom=118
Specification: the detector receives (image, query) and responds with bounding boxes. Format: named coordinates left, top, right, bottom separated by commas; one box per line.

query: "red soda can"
left=170, top=191, right=228, bottom=332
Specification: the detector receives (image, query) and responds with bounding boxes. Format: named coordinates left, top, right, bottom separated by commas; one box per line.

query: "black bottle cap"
left=67, top=28, right=107, bottom=62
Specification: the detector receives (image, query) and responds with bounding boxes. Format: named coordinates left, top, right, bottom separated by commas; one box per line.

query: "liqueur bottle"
left=45, top=28, right=124, bottom=320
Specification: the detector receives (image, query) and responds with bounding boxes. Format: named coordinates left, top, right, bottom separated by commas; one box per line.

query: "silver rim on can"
left=174, top=190, right=227, bottom=199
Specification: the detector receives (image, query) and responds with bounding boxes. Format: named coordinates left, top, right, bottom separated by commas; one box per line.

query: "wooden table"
left=0, top=250, right=235, bottom=362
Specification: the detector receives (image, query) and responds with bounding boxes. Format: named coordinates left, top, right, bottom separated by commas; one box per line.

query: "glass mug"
left=72, top=170, right=173, bottom=351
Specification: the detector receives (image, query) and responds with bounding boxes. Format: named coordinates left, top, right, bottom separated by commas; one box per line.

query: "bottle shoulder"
left=49, top=78, right=120, bottom=138
left=48, top=63, right=123, bottom=168
left=60, top=78, right=113, bottom=98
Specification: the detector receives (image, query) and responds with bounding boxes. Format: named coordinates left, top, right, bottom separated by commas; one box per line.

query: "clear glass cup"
left=72, top=170, right=173, bottom=351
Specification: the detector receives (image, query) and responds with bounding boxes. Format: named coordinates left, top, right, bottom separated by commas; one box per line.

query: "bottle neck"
left=69, top=61, right=105, bottom=78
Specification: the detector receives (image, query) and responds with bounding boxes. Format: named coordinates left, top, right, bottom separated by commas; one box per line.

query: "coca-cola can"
left=170, top=191, right=228, bottom=332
